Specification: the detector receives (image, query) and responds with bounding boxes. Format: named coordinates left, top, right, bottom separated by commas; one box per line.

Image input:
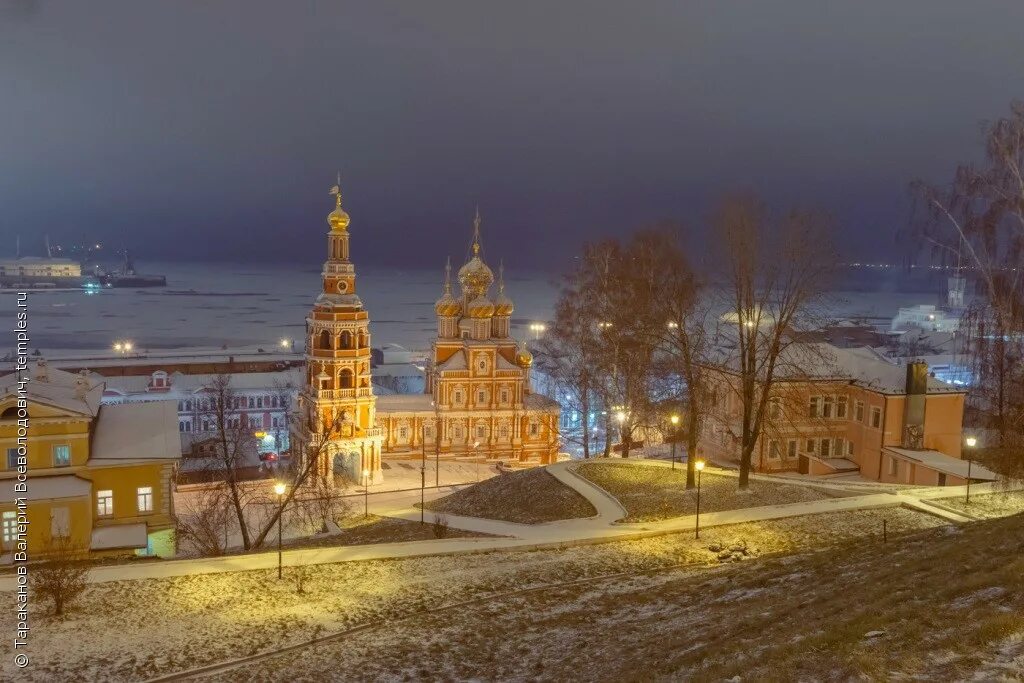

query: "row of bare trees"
left=539, top=194, right=836, bottom=489
left=911, top=101, right=1024, bottom=477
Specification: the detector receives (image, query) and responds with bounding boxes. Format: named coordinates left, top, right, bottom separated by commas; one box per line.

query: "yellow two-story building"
left=1, top=360, right=180, bottom=560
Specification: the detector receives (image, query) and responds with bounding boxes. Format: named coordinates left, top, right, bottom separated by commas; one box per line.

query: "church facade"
left=375, top=211, right=561, bottom=464
left=295, top=184, right=385, bottom=483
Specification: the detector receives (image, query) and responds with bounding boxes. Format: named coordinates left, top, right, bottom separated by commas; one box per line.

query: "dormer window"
left=151, top=371, right=168, bottom=389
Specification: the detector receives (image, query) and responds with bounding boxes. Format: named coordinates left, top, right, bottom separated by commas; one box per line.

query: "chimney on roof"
left=74, top=369, right=91, bottom=400
left=902, top=360, right=928, bottom=449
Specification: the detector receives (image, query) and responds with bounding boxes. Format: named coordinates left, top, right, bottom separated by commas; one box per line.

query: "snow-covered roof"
left=524, top=393, right=560, bottom=410
left=884, top=447, right=999, bottom=481
left=708, top=343, right=963, bottom=395
left=371, top=363, right=424, bottom=378
left=436, top=350, right=467, bottom=371
left=0, top=361, right=104, bottom=416
left=91, top=523, right=148, bottom=550
left=1, top=475, right=91, bottom=503
left=376, top=394, right=435, bottom=412
left=102, top=367, right=303, bottom=396
left=90, top=401, right=181, bottom=464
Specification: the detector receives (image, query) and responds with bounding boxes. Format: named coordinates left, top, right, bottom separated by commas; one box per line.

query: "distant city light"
left=280, top=338, right=290, bottom=348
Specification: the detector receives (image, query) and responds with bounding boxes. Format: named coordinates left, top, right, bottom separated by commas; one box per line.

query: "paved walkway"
left=1, top=458, right=1017, bottom=590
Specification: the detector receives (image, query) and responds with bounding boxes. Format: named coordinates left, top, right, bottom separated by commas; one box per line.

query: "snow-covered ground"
left=0, top=507, right=946, bottom=681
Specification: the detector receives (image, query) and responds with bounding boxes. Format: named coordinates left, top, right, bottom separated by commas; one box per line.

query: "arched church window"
left=340, top=369, right=354, bottom=389
left=319, top=330, right=331, bottom=350
left=340, top=330, right=353, bottom=350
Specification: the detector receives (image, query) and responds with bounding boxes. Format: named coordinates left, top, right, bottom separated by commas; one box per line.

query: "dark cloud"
left=1, top=1, right=1023, bottom=269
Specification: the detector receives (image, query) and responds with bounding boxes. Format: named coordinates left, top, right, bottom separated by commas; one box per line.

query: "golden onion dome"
left=493, top=291, right=514, bottom=316
left=515, top=346, right=534, bottom=368
left=458, top=256, right=494, bottom=300
left=466, top=295, right=495, bottom=318
left=435, top=292, right=461, bottom=317
left=327, top=205, right=350, bottom=232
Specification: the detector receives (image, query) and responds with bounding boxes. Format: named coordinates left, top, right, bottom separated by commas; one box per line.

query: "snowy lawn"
left=208, top=512, right=1023, bottom=683
left=423, top=467, right=596, bottom=523
left=277, top=514, right=498, bottom=549
left=576, top=462, right=846, bottom=522
left=939, top=490, right=1024, bottom=519
left=0, top=507, right=944, bottom=682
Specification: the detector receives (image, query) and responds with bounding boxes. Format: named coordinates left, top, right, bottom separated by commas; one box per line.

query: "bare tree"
left=32, top=532, right=90, bottom=616
left=715, top=194, right=837, bottom=489
left=911, top=102, right=1024, bottom=476
left=626, top=228, right=714, bottom=488
left=173, top=485, right=232, bottom=557
left=294, top=471, right=352, bottom=534
left=199, top=374, right=260, bottom=550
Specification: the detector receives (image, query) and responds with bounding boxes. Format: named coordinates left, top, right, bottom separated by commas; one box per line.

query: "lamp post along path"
left=694, top=460, right=705, bottom=540
left=273, top=481, right=286, bottom=580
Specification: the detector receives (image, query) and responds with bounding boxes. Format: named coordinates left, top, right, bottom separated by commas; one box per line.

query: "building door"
left=937, top=473, right=946, bottom=486
left=798, top=455, right=810, bottom=475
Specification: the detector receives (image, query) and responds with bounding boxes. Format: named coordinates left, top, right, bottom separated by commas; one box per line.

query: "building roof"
left=436, top=350, right=467, bottom=371
left=884, top=447, right=1000, bottom=481
left=91, top=523, right=148, bottom=550
left=1, top=475, right=91, bottom=503
left=90, top=401, right=182, bottom=464
left=0, top=361, right=104, bottom=416
left=707, top=343, right=964, bottom=395
left=102, top=367, right=304, bottom=396
left=371, top=363, right=424, bottom=379
left=524, top=393, right=560, bottom=410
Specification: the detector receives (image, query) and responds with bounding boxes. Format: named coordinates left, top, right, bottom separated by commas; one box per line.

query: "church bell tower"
left=299, top=177, right=384, bottom=483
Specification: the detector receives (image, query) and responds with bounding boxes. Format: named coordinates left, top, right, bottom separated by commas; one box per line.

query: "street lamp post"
left=362, top=468, right=370, bottom=518
left=965, top=436, right=977, bottom=503
left=694, top=460, right=705, bottom=539
left=474, top=441, right=481, bottom=482
left=273, top=481, right=286, bottom=580
left=420, top=425, right=426, bottom=525
left=670, top=414, right=679, bottom=470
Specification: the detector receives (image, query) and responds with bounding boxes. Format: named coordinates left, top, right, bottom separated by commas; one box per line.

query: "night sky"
left=3, top=1, right=1024, bottom=269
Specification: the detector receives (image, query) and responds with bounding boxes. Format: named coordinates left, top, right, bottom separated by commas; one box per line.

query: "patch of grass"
left=940, top=490, right=1024, bottom=519
left=423, top=467, right=596, bottom=523
left=281, top=515, right=497, bottom=549
left=576, top=462, right=843, bottom=521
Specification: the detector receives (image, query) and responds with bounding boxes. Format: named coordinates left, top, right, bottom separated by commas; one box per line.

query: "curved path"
left=0, top=459, right=1015, bottom=590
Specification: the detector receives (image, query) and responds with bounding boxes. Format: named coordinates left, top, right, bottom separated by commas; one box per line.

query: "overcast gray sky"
left=2, top=1, right=1023, bottom=268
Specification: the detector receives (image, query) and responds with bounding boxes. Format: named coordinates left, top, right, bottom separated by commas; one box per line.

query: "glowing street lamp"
left=280, top=338, right=290, bottom=349
left=964, top=436, right=977, bottom=503
left=273, top=481, right=287, bottom=579
left=529, top=323, right=547, bottom=340
left=694, top=460, right=706, bottom=539
left=363, top=468, right=371, bottom=518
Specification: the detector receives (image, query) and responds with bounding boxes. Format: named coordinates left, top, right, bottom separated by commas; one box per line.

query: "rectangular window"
left=50, top=507, right=70, bottom=537
left=768, top=440, right=781, bottom=459
left=855, top=401, right=864, bottom=422
left=501, top=390, right=509, bottom=404
left=769, top=398, right=781, bottom=419
left=53, top=444, right=71, bottom=467
left=871, top=407, right=882, bottom=429
left=399, top=427, right=408, bottom=440
left=97, top=490, right=114, bottom=517
left=834, top=438, right=844, bottom=456
left=837, top=396, right=848, bottom=419
left=809, top=397, right=821, bottom=418
left=137, top=486, right=153, bottom=513
left=820, top=439, right=831, bottom=457
left=476, top=425, right=486, bottom=438
left=787, top=439, right=798, bottom=459
left=2, top=511, right=16, bottom=547
left=6, top=448, right=19, bottom=470
left=823, top=396, right=834, bottom=419
left=805, top=439, right=815, bottom=453
left=477, top=391, right=485, bottom=404
left=889, top=457, right=898, bottom=476
left=530, top=423, right=539, bottom=436
left=847, top=440, right=855, bottom=456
